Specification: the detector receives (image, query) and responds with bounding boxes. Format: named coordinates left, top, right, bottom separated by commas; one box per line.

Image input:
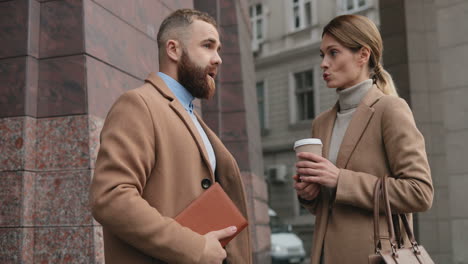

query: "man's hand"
left=199, top=226, right=237, bottom=264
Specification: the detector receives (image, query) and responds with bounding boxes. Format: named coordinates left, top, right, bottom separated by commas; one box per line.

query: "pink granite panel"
left=0, top=171, right=35, bottom=226
left=34, top=227, right=94, bottom=263
left=219, top=0, right=238, bottom=26
left=92, top=0, right=166, bottom=40
left=0, top=57, right=38, bottom=118
left=21, top=227, right=34, bottom=264
left=219, top=25, right=240, bottom=54
left=162, top=0, right=194, bottom=11
left=252, top=173, right=268, bottom=200
left=86, top=55, right=143, bottom=118
left=0, top=172, right=22, bottom=226
left=194, top=0, right=217, bottom=19
left=224, top=140, right=250, bottom=172
left=201, top=89, right=219, bottom=112
left=241, top=172, right=254, bottom=230
left=27, top=0, right=40, bottom=58
left=255, top=224, right=271, bottom=252
left=200, top=111, right=220, bottom=135
left=219, top=54, right=242, bottom=83
left=253, top=199, right=269, bottom=224
left=23, top=116, right=37, bottom=171
left=35, top=115, right=89, bottom=170
left=38, top=55, right=86, bottom=117
left=93, top=226, right=104, bottom=264
left=0, top=57, right=27, bottom=117
left=219, top=82, right=245, bottom=112
left=0, top=0, right=28, bottom=58
left=22, top=171, right=35, bottom=227
left=221, top=111, right=248, bottom=141
left=0, top=228, right=20, bottom=262
left=24, top=57, right=39, bottom=118
left=33, top=170, right=93, bottom=226
left=39, top=0, right=84, bottom=58
left=88, top=115, right=104, bottom=169
left=0, top=117, right=24, bottom=170
left=84, top=0, right=158, bottom=80
left=0, top=228, right=34, bottom=264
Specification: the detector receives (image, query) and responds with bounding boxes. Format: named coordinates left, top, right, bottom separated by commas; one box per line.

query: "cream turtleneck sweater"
left=328, top=79, right=373, bottom=165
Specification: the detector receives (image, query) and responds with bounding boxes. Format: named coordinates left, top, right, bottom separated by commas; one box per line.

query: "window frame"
left=289, top=0, right=316, bottom=32
left=250, top=3, right=266, bottom=51
left=338, top=0, right=369, bottom=14
left=288, top=67, right=320, bottom=124
left=256, top=80, right=269, bottom=131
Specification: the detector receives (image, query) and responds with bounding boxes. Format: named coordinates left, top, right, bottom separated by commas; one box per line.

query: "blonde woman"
left=293, top=15, right=433, bottom=264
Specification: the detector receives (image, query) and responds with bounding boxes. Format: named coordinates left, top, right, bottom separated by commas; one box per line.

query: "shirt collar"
left=158, top=72, right=194, bottom=113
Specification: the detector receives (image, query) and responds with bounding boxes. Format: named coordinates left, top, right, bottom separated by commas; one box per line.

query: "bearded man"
left=90, top=9, right=252, bottom=264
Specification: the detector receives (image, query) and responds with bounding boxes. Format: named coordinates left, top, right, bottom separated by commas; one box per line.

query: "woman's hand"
left=293, top=174, right=321, bottom=201
left=295, top=152, right=340, bottom=188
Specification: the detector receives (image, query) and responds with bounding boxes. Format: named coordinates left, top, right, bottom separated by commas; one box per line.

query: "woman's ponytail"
left=373, top=63, right=398, bottom=97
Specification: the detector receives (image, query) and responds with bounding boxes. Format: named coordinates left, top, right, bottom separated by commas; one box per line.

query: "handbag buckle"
left=391, top=244, right=399, bottom=258
left=411, top=242, right=421, bottom=255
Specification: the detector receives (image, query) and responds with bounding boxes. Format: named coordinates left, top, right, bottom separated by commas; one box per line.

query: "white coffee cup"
left=293, top=138, right=323, bottom=160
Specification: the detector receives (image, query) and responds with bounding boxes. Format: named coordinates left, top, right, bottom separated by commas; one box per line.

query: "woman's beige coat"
left=90, top=73, right=251, bottom=264
left=303, top=87, right=433, bottom=264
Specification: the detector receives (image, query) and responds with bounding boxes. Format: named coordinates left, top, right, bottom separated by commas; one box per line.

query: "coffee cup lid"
left=293, top=138, right=323, bottom=150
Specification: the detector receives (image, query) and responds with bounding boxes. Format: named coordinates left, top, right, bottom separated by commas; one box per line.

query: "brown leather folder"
left=175, top=182, right=248, bottom=247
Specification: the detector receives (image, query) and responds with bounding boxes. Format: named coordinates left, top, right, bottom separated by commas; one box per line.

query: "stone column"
left=1, top=1, right=98, bottom=262
left=401, top=0, right=449, bottom=262
left=435, top=1, right=468, bottom=263
left=0, top=0, right=190, bottom=263
left=194, top=0, right=270, bottom=263
left=381, top=0, right=468, bottom=263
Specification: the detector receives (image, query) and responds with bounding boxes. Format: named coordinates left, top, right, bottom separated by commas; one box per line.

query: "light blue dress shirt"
left=157, top=72, right=216, bottom=173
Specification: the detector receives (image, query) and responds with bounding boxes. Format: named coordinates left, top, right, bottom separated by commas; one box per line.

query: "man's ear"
left=358, top=46, right=371, bottom=65
left=166, top=39, right=182, bottom=62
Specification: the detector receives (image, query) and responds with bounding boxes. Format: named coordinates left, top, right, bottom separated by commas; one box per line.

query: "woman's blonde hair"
left=322, top=15, right=398, bottom=96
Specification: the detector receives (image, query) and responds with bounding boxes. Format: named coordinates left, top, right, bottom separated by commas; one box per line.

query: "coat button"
left=201, top=178, right=212, bottom=189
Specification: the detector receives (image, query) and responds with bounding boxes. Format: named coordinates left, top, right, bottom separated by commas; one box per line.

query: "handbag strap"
left=373, top=175, right=399, bottom=255
left=399, top=212, right=424, bottom=255
left=392, top=214, right=404, bottom=248
left=373, top=177, right=383, bottom=252
left=381, top=175, right=399, bottom=252
left=383, top=175, right=427, bottom=257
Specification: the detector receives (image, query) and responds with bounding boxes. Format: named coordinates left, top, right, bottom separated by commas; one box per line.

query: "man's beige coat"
left=303, top=87, right=433, bottom=264
left=90, top=73, right=252, bottom=264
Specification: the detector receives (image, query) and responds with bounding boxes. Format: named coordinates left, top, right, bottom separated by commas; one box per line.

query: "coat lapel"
left=335, top=86, right=383, bottom=168
left=318, top=105, right=338, bottom=160
left=145, top=73, right=214, bottom=181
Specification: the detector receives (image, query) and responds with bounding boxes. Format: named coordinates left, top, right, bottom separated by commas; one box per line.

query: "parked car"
left=269, top=209, right=306, bottom=264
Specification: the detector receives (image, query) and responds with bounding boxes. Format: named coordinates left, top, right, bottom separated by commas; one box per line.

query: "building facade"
left=250, top=0, right=468, bottom=263
left=248, top=0, right=380, bottom=256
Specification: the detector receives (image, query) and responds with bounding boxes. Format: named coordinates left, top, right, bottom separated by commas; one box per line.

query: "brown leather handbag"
left=369, top=176, right=435, bottom=264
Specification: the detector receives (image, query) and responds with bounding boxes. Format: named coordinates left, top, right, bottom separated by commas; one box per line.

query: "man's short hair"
left=157, top=9, right=217, bottom=51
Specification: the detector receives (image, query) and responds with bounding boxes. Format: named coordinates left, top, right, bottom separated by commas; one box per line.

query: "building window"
left=256, top=81, right=268, bottom=131
left=341, top=0, right=368, bottom=13
left=250, top=3, right=264, bottom=51
left=294, top=70, right=315, bottom=121
left=291, top=0, right=313, bottom=31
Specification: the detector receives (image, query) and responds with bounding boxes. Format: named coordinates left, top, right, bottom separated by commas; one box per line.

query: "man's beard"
left=177, top=50, right=216, bottom=99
